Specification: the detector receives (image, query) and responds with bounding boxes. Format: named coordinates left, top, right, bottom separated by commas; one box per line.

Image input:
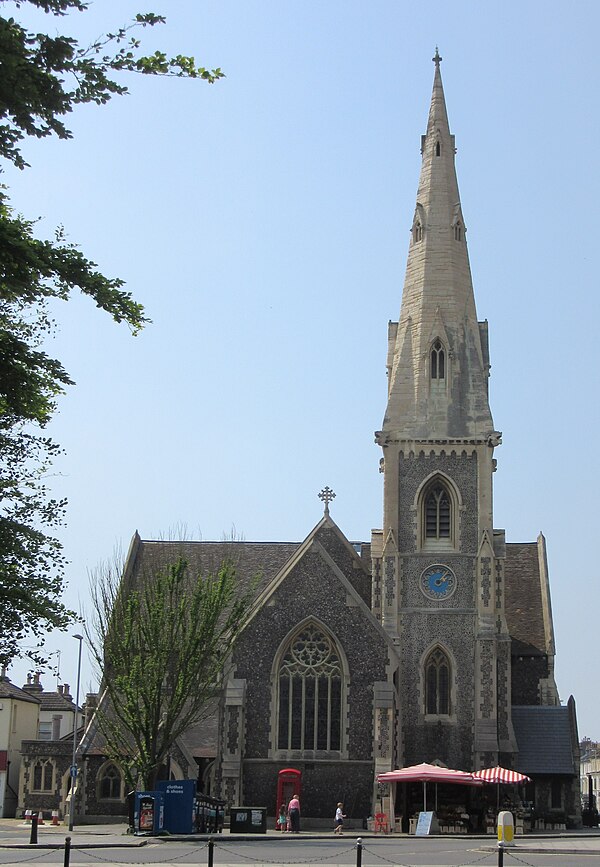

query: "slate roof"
left=179, top=710, right=219, bottom=759
left=512, top=706, right=576, bottom=775
left=132, top=539, right=302, bottom=597
left=0, top=677, right=40, bottom=705
left=504, top=542, right=547, bottom=655
left=37, top=691, right=76, bottom=712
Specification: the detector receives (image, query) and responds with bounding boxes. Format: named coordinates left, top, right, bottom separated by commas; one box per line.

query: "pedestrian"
left=334, top=802, right=346, bottom=834
left=288, top=793, right=301, bottom=833
left=278, top=804, right=287, bottom=832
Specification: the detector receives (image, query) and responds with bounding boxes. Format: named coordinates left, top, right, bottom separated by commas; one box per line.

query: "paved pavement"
left=1, top=819, right=600, bottom=855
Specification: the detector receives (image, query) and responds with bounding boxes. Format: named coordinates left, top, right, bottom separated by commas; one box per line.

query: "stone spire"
left=382, top=54, right=496, bottom=441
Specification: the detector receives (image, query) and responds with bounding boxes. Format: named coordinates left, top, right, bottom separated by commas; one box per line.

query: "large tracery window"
left=425, top=647, right=450, bottom=715
left=277, top=624, right=342, bottom=753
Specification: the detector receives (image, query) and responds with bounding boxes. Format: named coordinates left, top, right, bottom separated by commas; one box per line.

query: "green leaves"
left=0, top=7, right=223, bottom=169
left=88, top=556, right=256, bottom=790
left=0, top=1, right=221, bottom=666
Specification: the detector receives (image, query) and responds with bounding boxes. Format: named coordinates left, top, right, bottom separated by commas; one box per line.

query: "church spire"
left=382, top=54, right=495, bottom=441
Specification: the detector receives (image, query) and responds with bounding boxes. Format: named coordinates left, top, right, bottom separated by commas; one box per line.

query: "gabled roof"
left=129, top=535, right=302, bottom=597
left=0, top=676, right=40, bottom=705
left=38, top=692, right=76, bottom=712
left=512, top=706, right=576, bottom=775
left=504, top=539, right=551, bottom=656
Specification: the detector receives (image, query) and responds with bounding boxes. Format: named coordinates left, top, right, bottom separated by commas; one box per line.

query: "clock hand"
left=434, top=570, right=450, bottom=586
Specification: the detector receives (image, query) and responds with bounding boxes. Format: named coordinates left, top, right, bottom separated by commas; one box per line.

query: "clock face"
left=420, top=564, right=457, bottom=600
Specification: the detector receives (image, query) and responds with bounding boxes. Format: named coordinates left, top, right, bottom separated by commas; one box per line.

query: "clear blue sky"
left=6, top=1, right=600, bottom=740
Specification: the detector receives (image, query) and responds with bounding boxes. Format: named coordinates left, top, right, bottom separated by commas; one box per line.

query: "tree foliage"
left=0, top=0, right=222, bottom=667
left=87, top=555, right=256, bottom=790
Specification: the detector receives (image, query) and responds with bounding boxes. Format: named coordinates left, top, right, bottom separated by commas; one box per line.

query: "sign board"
left=157, top=780, right=196, bottom=834
left=415, top=811, right=439, bottom=836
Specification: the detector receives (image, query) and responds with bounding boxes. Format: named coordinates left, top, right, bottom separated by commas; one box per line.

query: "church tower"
left=372, top=51, right=517, bottom=770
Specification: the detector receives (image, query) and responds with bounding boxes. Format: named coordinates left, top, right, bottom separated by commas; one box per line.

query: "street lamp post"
left=68, top=634, right=84, bottom=832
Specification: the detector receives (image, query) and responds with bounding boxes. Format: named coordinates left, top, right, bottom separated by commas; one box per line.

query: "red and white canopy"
left=473, top=766, right=531, bottom=785
left=377, top=762, right=483, bottom=813
left=378, top=762, right=483, bottom=786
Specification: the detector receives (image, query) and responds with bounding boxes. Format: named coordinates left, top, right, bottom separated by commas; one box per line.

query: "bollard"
left=64, top=835, right=71, bottom=867
left=29, top=812, right=38, bottom=845
left=208, top=836, right=214, bottom=867
left=497, top=842, right=504, bottom=867
left=25, top=810, right=32, bottom=825
left=497, top=811, right=514, bottom=847
left=356, top=836, right=363, bottom=867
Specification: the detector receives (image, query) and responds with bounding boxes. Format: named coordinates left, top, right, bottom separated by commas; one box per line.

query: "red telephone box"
left=276, top=768, right=302, bottom=816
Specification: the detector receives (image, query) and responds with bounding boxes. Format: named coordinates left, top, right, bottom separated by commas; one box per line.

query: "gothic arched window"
left=435, top=140, right=441, bottom=157
left=413, top=221, right=423, bottom=243
left=99, top=763, right=122, bottom=800
left=277, top=624, right=342, bottom=753
left=425, top=647, right=450, bottom=715
left=425, top=483, right=451, bottom=540
left=454, top=221, right=462, bottom=241
left=431, top=340, right=445, bottom=380
left=32, top=760, right=53, bottom=792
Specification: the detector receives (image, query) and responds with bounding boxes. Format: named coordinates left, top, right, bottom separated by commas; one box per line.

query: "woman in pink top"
left=287, top=794, right=300, bottom=832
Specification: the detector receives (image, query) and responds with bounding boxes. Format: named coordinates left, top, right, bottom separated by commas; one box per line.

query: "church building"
left=20, top=54, right=581, bottom=828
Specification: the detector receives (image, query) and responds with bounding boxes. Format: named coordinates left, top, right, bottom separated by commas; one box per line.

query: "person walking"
left=278, top=804, right=287, bottom=832
left=334, top=803, right=346, bottom=834
left=288, top=794, right=301, bottom=833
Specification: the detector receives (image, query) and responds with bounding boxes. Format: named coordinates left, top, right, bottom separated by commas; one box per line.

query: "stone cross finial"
left=433, top=47, right=442, bottom=68
left=318, top=486, right=336, bottom=515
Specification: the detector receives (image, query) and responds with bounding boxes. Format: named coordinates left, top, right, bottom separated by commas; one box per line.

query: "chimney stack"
left=84, top=693, right=98, bottom=729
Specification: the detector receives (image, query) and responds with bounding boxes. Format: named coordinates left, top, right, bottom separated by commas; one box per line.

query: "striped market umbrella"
left=473, top=766, right=531, bottom=810
left=378, top=763, right=483, bottom=813
left=473, top=766, right=531, bottom=785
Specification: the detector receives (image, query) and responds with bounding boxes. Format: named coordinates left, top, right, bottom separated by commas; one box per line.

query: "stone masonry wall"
left=228, top=533, right=393, bottom=818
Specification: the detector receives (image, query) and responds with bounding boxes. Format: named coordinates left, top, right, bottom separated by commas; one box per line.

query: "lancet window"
left=413, top=221, right=423, bottom=243
left=430, top=340, right=445, bottom=380
left=277, top=624, right=342, bottom=753
left=99, top=763, right=122, bottom=800
left=425, top=482, right=451, bottom=540
left=454, top=221, right=462, bottom=241
left=425, top=647, right=450, bottom=715
left=32, top=760, right=54, bottom=792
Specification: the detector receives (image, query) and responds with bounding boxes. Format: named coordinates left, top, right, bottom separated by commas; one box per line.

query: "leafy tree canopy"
left=0, top=0, right=222, bottom=668
left=87, top=555, right=257, bottom=791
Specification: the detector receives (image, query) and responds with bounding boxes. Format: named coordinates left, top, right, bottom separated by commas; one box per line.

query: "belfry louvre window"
left=277, top=624, right=342, bottom=752
left=425, top=647, right=450, bottom=715
left=431, top=340, right=445, bottom=379
left=425, top=483, right=451, bottom=539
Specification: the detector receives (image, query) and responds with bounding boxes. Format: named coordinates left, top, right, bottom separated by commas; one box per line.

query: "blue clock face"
left=420, top=564, right=457, bottom=600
